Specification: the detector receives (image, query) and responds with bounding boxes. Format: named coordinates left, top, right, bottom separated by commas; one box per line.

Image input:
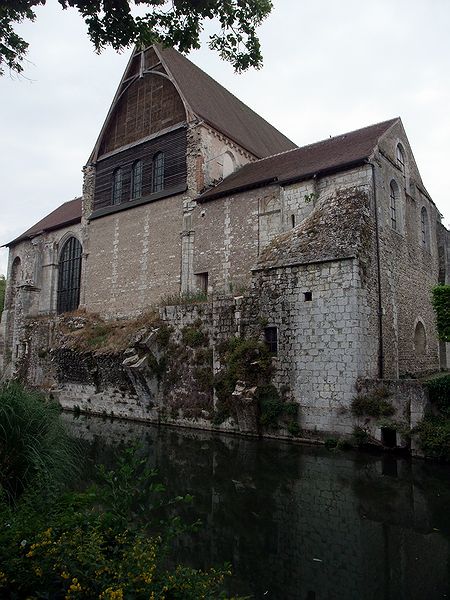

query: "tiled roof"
left=158, top=46, right=297, bottom=159
left=6, top=197, right=82, bottom=247
left=199, top=118, right=399, bottom=201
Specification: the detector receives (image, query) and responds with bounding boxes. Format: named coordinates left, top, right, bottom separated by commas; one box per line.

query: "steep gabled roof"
left=157, top=46, right=296, bottom=158
left=90, top=45, right=297, bottom=162
left=199, top=118, right=399, bottom=201
left=6, top=197, right=82, bottom=247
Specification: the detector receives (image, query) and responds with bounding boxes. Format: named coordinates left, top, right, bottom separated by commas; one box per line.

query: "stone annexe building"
left=1, top=45, right=449, bottom=443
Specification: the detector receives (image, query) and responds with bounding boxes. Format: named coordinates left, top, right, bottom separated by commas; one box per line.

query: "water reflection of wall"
left=64, top=414, right=450, bottom=600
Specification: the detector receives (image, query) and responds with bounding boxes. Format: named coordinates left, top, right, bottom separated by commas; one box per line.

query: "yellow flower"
left=61, top=571, right=70, bottom=580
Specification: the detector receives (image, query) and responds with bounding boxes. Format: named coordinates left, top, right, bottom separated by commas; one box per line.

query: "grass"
left=0, top=383, right=78, bottom=502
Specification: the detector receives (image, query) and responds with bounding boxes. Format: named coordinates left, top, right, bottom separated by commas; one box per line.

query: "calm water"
left=66, top=414, right=450, bottom=600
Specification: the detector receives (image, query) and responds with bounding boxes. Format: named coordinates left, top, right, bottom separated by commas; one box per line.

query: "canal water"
left=66, top=414, right=450, bottom=600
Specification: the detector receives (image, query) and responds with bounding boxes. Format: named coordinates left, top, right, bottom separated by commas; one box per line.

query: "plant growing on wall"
left=431, top=284, right=450, bottom=342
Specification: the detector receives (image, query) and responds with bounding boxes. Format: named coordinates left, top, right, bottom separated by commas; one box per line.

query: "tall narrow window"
left=131, top=160, right=143, bottom=199
left=421, top=206, right=430, bottom=249
left=389, top=180, right=398, bottom=230
left=264, top=326, right=278, bottom=355
left=396, top=144, right=406, bottom=174
left=57, top=237, right=82, bottom=314
left=112, top=168, right=123, bottom=204
left=152, top=152, right=165, bottom=192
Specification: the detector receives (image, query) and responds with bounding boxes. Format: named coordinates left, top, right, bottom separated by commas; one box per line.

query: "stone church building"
left=1, top=45, right=448, bottom=442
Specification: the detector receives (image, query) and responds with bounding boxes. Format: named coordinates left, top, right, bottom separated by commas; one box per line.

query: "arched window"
left=421, top=206, right=430, bottom=249
left=112, top=168, right=123, bottom=204
left=131, top=160, right=143, bottom=199
left=396, top=144, right=406, bottom=174
left=222, top=151, right=236, bottom=178
left=389, top=180, right=399, bottom=230
left=152, top=152, right=165, bottom=193
left=57, top=237, right=82, bottom=314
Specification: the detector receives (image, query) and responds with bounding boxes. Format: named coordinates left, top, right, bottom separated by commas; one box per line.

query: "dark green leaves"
left=0, top=0, right=273, bottom=75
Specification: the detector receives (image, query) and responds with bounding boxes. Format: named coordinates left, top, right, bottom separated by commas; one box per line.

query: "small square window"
left=264, top=326, right=278, bottom=354
left=195, top=272, right=208, bottom=294
left=381, top=427, right=397, bottom=448
left=304, top=291, right=312, bottom=302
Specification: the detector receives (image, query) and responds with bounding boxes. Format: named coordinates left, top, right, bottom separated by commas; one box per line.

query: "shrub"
left=431, top=284, right=450, bottom=342
left=0, top=383, right=78, bottom=502
left=215, top=337, right=273, bottom=402
left=351, top=394, right=395, bottom=418
left=423, top=374, right=450, bottom=417
left=0, top=447, right=238, bottom=599
left=182, top=325, right=208, bottom=348
left=414, top=415, right=450, bottom=461
left=352, top=426, right=369, bottom=447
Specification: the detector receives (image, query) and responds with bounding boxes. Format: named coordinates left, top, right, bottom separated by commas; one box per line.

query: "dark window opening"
left=396, top=144, right=405, bottom=174
left=304, top=291, right=313, bottom=302
left=390, top=181, right=398, bottom=230
left=195, top=272, right=208, bottom=295
left=381, top=427, right=397, bottom=448
left=57, top=237, right=82, bottom=314
left=421, top=206, right=429, bottom=249
left=264, top=326, right=278, bottom=354
left=112, top=168, right=123, bottom=204
left=382, top=456, right=398, bottom=477
left=152, top=152, right=165, bottom=192
left=291, top=214, right=296, bottom=228
left=131, top=160, right=143, bottom=199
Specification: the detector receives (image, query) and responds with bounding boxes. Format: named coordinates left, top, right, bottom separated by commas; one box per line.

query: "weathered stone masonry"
left=1, top=45, right=448, bottom=451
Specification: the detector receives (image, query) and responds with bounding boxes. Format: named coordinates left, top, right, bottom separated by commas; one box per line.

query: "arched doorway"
left=57, top=237, right=82, bottom=314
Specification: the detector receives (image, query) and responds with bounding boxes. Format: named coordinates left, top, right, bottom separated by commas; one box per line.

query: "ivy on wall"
left=431, top=284, right=450, bottom=342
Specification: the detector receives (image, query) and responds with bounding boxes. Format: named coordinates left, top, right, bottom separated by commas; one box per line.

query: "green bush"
left=351, top=394, right=395, bottom=418
left=431, top=284, right=450, bottom=342
left=0, top=447, right=237, bottom=599
left=414, top=415, right=450, bottom=461
left=215, top=337, right=273, bottom=403
left=0, top=383, right=77, bottom=501
left=182, top=325, right=208, bottom=348
left=352, top=426, right=369, bottom=446
left=423, top=374, right=450, bottom=417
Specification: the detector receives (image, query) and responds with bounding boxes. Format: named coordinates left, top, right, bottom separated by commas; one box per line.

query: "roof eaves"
left=197, top=176, right=278, bottom=203
left=4, top=215, right=82, bottom=248
left=197, top=158, right=369, bottom=204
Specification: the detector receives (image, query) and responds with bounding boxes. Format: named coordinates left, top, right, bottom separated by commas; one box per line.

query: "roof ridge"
left=250, top=117, right=400, bottom=166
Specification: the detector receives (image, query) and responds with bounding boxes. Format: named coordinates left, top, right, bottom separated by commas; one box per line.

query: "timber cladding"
left=93, top=127, right=188, bottom=212
left=99, top=72, right=186, bottom=155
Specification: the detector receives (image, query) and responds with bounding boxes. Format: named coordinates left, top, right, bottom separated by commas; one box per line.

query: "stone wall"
left=375, top=120, right=441, bottom=376
left=251, top=257, right=377, bottom=435
left=0, top=222, right=82, bottom=377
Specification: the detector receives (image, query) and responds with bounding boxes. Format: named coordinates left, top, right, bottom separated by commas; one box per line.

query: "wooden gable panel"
left=98, top=73, right=186, bottom=156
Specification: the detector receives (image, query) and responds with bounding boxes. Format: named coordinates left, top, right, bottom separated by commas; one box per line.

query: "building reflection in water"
left=65, top=414, right=450, bottom=600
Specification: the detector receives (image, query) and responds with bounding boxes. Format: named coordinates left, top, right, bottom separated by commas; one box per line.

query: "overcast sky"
left=1, top=0, right=449, bottom=276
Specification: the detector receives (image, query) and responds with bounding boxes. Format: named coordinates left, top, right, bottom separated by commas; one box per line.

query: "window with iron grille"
left=131, top=160, right=143, bottom=199
left=421, top=206, right=429, bottom=249
left=396, top=144, right=405, bottom=174
left=57, top=237, right=82, bottom=314
left=152, top=152, right=165, bottom=192
left=389, top=181, right=398, bottom=230
left=264, top=326, right=278, bottom=354
left=112, top=168, right=123, bottom=204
